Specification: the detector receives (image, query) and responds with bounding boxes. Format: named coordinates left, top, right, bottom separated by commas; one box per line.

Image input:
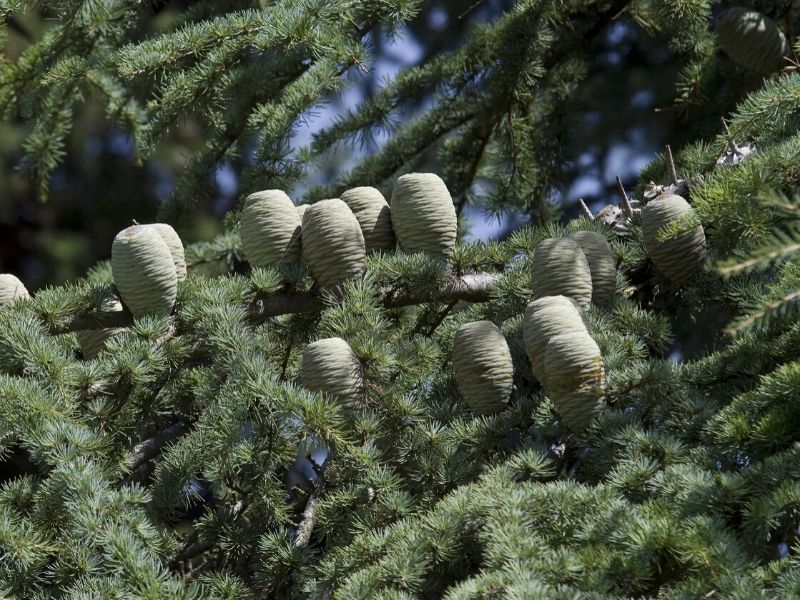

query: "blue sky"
left=210, top=16, right=657, bottom=242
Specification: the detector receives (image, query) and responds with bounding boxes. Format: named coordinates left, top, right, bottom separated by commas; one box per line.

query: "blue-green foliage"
left=3, top=0, right=800, bottom=598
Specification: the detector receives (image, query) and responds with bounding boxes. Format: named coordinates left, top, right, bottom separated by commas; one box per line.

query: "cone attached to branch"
left=340, top=186, right=395, bottom=254
left=452, top=320, right=513, bottom=415
left=75, top=298, right=125, bottom=359
left=716, top=7, right=790, bottom=74
left=147, top=223, right=187, bottom=281
left=301, top=199, right=366, bottom=289
left=567, top=231, right=616, bottom=306
left=112, top=225, right=178, bottom=317
left=542, top=330, right=606, bottom=432
left=716, top=118, right=756, bottom=167
left=391, top=173, right=457, bottom=260
left=642, top=194, right=707, bottom=284
left=240, top=190, right=302, bottom=268
left=76, top=328, right=123, bottom=359
left=522, top=295, right=590, bottom=381
left=531, top=237, right=593, bottom=310
left=0, top=274, right=29, bottom=307
left=643, top=146, right=697, bottom=201
left=301, top=337, right=364, bottom=405
left=585, top=176, right=641, bottom=237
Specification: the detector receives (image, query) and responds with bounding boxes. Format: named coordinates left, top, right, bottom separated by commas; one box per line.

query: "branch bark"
left=169, top=538, right=214, bottom=569
left=293, top=491, right=322, bottom=548
left=126, top=421, right=187, bottom=470
left=48, top=272, right=501, bottom=334
left=293, top=454, right=332, bottom=548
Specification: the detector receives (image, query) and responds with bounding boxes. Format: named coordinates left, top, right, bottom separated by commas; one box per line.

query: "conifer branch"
left=126, top=421, right=188, bottom=471
left=279, top=331, right=296, bottom=382
left=424, top=300, right=459, bottom=337
left=718, top=242, right=800, bottom=278
left=716, top=224, right=800, bottom=278
left=726, top=289, right=800, bottom=337
left=169, top=537, right=214, bottom=569
left=543, top=0, right=631, bottom=70
left=374, top=272, right=500, bottom=311
left=294, top=454, right=331, bottom=548
left=48, top=272, right=501, bottom=334
left=251, top=271, right=500, bottom=322
left=294, top=490, right=322, bottom=548
left=53, top=305, right=137, bottom=332
left=454, top=123, right=493, bottom=217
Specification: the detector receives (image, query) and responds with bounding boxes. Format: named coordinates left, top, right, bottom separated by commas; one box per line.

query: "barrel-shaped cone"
left=522, top=295, right=589, bottom=381
left=542, top=330, right=606, bottom=432
left=301, top=337, right=364, bottom=405
left=148, top=223, right=187, bottom=281
left=716, top=7, right=790, bottom=74
left=531, top=237, right=593, bottom=310
left=452, top=320, right=513, bottom=415
left=391, top=173, right=457, bottom=260
left=642, top=194, right=707, bottom=284
left=75, top=298, right=125, bottom=359
left=112, top=225, right=178, bottom=317
left=340, top=186, right=395, bottom=254
left=568, top=231, right=616, bottom=306
left=301, top=199, right=366, bottom=289
left=240, top=190, right=302, bottom=268
left=0, top=274, right=29, bottom=307
left=77, top=327, right=124, bottom=359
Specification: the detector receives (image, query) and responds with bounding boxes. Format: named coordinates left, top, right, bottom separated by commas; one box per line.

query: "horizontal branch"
left=380, top=272, right=499, bottom=310
left=55, top=306, right=135, bottom=332
left=126, top=421, right=187, bottom=470
left=169, top=538, right=214, bottom=569
left=48, top=272, right=501, bottom=335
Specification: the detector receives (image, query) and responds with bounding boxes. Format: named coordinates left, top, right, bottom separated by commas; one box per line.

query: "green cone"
left=75, top=298, right=125, bottom=359
left=148, top=223, right=187, bottom=282
left=452, top=320, right=513, bottom=415
left=0, top=274, right=29, bottom=307
left=542, top=330, right=606, bottom=432
left=340, top=186, right=396, bottom=254
left=391, top=173, right=457, bottom=260
left=531, top=237, right=593, bottom=310
left=240, top=190, right=302, bottom=268
left=112, top=225, right=178, bottom=317
left=522, top=295, right=589, bottom=382
left=302, top=199, right=366, bottom=289
left=717, top=7, right=789, bottom=74
left=568, top=231, right=616, bottom=306
left=642, top=194, right=707, bottom=284
left=301, top=337, right=364, bottom=405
